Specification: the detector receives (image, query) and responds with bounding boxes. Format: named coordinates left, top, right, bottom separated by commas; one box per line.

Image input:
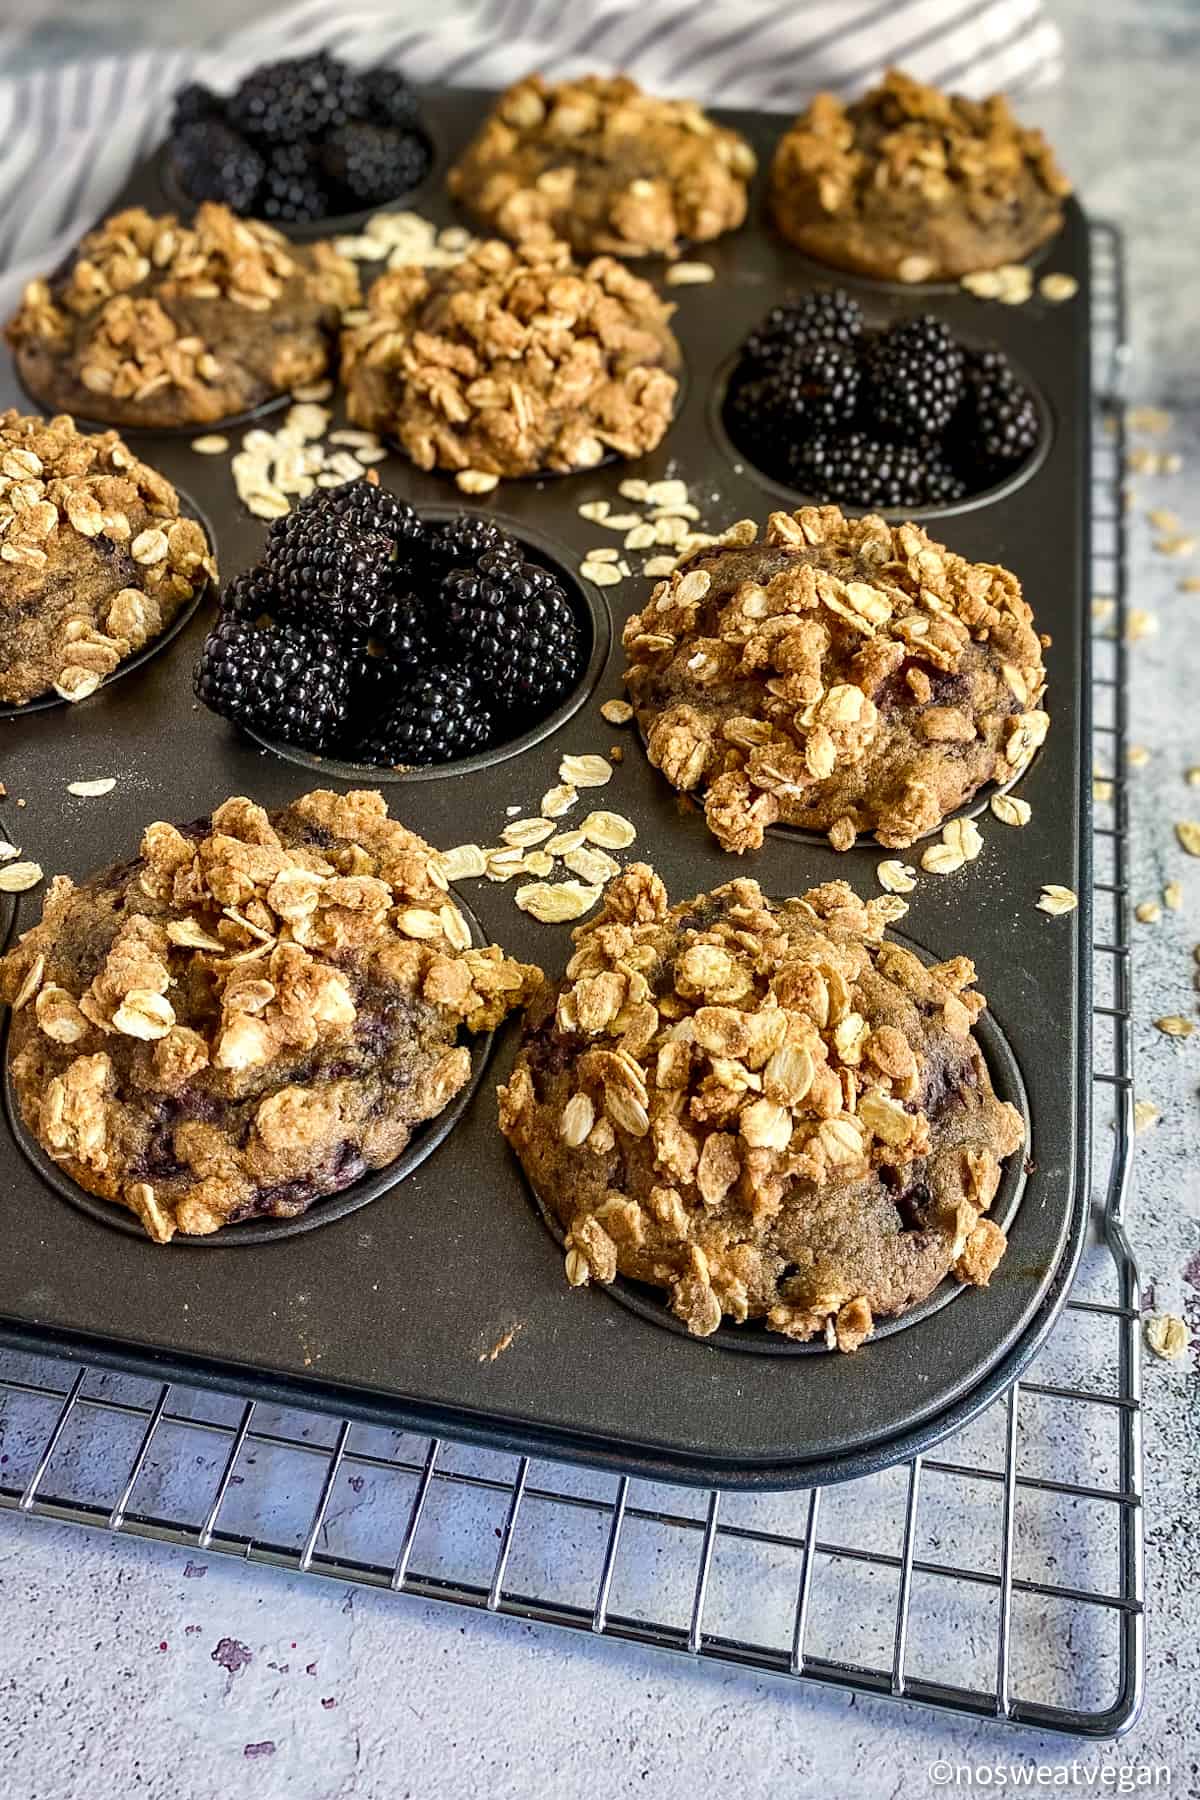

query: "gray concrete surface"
left=0, top=3, right=1196, bottom=1796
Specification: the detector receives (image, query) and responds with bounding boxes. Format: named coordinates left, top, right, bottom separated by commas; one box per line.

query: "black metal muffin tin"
left=0, top=88, right=1091, bottom=1489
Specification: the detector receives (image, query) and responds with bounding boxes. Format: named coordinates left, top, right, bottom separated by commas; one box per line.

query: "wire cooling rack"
left=0, top=223, right=1143, bottom=1740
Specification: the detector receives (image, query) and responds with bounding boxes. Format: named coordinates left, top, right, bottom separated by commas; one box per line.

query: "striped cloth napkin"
left=0, top=0, right=1063, bottom=317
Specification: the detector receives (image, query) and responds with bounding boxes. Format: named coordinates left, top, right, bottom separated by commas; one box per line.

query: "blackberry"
left=275, top=479, right=422, bottom=554
left=443, top=552, right=584, bottom=717
left=265, top=515, right=394, bottom=632
left=259, top=143, right=328, bottom=225
left=957, top=350, right=1041, bottom=473
left=171, top=82, right=220, bottom=130
left=356, top=668, right=493, bottom=766
left=758, top=341, right=861, bottom=432
left=171, top=119, right=264, bottom=212
left=194, top=616, right=348, bottom=751
left=430, top=513, right=519, bottom=573
left=363, top=67, right=420, bottom=129
left=322, top=122, right=430, bottom=207
left=865, top=315, right=965, bottom=442
left=367, top=593, right=440, bottom=666
left=227, top=52, right=363, bottom=146
left=790, top=432, right=939, bottom=511
left=221, top=566, right=279, bottom=621
left=744, top=290, right=864, bottom=365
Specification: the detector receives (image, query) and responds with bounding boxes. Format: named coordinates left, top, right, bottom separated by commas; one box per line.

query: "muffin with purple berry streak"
left=0, top=789, right=540, bottom=1241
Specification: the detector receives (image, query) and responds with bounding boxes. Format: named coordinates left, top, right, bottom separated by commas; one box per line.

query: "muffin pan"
left=0, top=88, right=1091, bottom=1489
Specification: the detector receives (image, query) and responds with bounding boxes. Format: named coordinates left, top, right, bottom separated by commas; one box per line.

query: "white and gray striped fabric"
left=0, top=0, right=1062, bottom=316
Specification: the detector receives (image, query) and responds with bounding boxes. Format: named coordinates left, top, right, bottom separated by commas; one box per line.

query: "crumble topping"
left=622, top=505, right=1048, bottom=853
left=447, top=73, right=755, bottom=260
left=499, top=866, right=1024, bottom=1347
left=0, top=409, right=216, bottom=705
left=2, top=789, right=541, bottom=1241
left=769, top=69, right=1070, bottom=282
left=6, top=204, right=359, bottom=427
left=341, top=237, right=680, bottom=479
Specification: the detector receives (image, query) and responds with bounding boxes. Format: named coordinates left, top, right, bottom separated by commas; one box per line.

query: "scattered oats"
left=991, top=793, right=1032, bottom=827
left=961, top=269, right=1003, bottom=299
left=544, top=829, right=585, bottom=857
left=245, top=492, right=291, bottom=521
left=581, top=810, right=636, bottom=850
left=291, top=379, right=334, bottom=402
left=897, top=254, right=936, bottom=283
left=440, top=843, right=488, bottom=881
left=877, top=860, right=917, bottom=894
left=1039, top=272, right=1078, bottom=302
left=541, top=783, right=578, bottom=818
left=1175, top=821, right=1200, bottom=856
left=618, top=478, right=650, bottom=502
left=1127, top=406, right=1172, bottom=434
left=67, top=778, right=116, bottom=798
left=1187, top=770, right=1200, bottom=789
left=1135, top=901, right=1161, bottom=924
left=648, top=502, right=700, bottom=522
left=617, top=560, right=632, bottom=579
left=484, top=847, right=526, bottom=883
left=1127, top=744, right=1152, bottom=768
left=1127, top=447, right=1157, bottom=474
left=1163, top=453, right=1183, bottom=474
left=522, top=850, right=555, bottom=878
left=600, top=698, right=634, bottom=727
left=1133, top=1099, right=1160, bottom=1133
left=585, top=546, right=620, bottom=563
left=1037, top=884, right=1078, bottom=915
left=1125, top=608, right=1158, bottom=641
left=563, top=844, right=620, bottom=884
left=597, top=513, right=642, bottom=531
left=581, top=559, right=622, bottom=586
left=500, top=817, right=555, bottom=848
left=665, top=261, right=715, bottom=286
left=1093, top=777, right=1114, bottom=803
left=1155, top=535, right=1196, bottom=557
left=190, top=434, right=229, bottom=454
left=328, top=429, right=381, bottom=448
left=515, top=879, right=603, bottom=923
left=643, top=555, right=677, bottom=577
left=1179, top=576, right=1200, bottom=593
left=0, top=860, right=43, bottom=893
left=456, top=469, right=499, bottom=494
left=654, top=514, right=688, bottom=545
left=559, top=753, right=612, bottom=788
left=645, top=480, right=689, bottom=507
left=578, top=500, right=610, bottom=523
left=942, top=817, right=983, bottom=862
left=0, top=841, right=19, bottom=862
left=1164, top=879, right=1183, bottom=911
left=505, top=805, right=521, bottom=817
left=1145, top=1314, right=1189, bottom=1361
left=1154, top=1015, right=1194, bottom=1038
left=921, top=842, right=964, bottom=876
left=1148, top=507, right=1180, bottom=532
left=624, top=523, right=657, bottom=551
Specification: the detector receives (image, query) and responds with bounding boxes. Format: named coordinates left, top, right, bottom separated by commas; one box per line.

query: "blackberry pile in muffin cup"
left=167, top=52, right=431, bottom=224
left=723, top=290, right=1041, bottom=510
left=194, top=479, right=587, bottom=767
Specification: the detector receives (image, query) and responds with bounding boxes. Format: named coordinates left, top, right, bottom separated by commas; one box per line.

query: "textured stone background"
left=0, top=3, right=1197, bottom=1796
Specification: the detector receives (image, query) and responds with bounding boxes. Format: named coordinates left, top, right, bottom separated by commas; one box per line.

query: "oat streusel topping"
left=6, top=204, right=359, bottom=429
left=623, top=505, right=1048, bottom=853
left=447, top=73, right=755, bottom=260
left=769, top=69, right=1071, bottom=282
left=499, top=867, right=1024, bottom=1348
left=0, top=409, right=216, bottom=706
left=1, top=790, right=541, bottom=1241
left=341, top=237, right=680, bottom=479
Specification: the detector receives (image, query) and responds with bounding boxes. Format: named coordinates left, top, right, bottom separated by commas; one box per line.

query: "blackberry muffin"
left=447, top=73, right=755, bottom=259
left=623, top=505, right=1048, bottom=853
left=341, top=237, right=680, bottom=481
left=1, top=789, right=540, bottom=1241
left=769, top=69, right=1071, bottom=282
left=0, top=410, right=216, bottom=706
left=500, top=867, right=1024, bottom=1348
left=5, top=204, right=359, bottom=430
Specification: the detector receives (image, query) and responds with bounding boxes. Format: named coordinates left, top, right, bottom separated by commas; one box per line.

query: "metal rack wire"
left=0, top=223, right=1143, bottom=1740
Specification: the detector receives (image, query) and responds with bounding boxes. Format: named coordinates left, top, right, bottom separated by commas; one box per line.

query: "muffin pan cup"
left=0, top=89, right=1091, bottom=1490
